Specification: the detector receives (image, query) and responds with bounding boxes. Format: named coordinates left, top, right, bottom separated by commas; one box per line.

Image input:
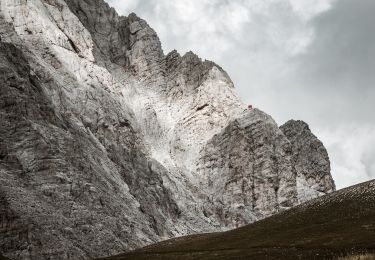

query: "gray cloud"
left=105, top=0, right=375, bottom=189
left=291, top=0, right=375, bottom=125
left=318, top=126, right=375, bottom=188
left=301, top=0, right=375, bottom=87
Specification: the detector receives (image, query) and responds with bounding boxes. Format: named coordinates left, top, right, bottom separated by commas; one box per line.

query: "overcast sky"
left=106, top=0, right=375, bottom=189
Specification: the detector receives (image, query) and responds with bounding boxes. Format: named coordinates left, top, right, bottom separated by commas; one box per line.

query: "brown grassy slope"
left=337, top=254, right=375, bottom=260
left=101, top=180, right=375, bottom=260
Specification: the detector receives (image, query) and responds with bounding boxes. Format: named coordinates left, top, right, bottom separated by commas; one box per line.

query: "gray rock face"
left=197, top=109, right=298, bottom=228
left=0, top=40, right=178, bottom=259
left=0, top=0, right=335, bottom=259
left=280, top=120, right=336, bottom=203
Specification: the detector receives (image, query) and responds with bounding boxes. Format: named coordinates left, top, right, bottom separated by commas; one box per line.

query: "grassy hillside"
left=101, top=180, right=375, bottom=260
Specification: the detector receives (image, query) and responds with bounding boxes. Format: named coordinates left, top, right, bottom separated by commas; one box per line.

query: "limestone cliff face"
left=0, top=34, right=179, bottom=260
left=197, top=110, right=298, bottom=228
left=280, top=120, right=336, bottom=203
left=0, top=0, right=335, bottom=259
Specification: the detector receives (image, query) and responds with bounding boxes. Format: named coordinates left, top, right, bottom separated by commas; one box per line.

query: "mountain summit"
left=0, top=0, right=334, bottom=259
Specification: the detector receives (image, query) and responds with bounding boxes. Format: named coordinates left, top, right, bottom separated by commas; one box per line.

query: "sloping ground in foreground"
left=101, top=180, right=375, bottom=260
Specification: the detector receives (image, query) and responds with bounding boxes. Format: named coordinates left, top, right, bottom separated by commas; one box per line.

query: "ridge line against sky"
left=105, top=0, right=375, bottom=189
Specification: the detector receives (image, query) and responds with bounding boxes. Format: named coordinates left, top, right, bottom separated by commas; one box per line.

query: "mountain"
left=101, top=180, right=375, bottom=260
left=0, top=0, right=334, bottom=259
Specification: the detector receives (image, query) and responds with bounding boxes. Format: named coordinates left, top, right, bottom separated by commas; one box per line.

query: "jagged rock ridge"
left=0, top=0, right=335, bottom=259
left=280, top=120, right=335, bottom=203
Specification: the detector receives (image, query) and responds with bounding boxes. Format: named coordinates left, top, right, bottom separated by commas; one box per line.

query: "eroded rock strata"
left=0, top=0, right=335, bottom=259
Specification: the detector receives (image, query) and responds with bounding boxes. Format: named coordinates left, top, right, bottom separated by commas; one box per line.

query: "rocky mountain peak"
left=0, top=0, right=335, bottom=259
left=127, top=12, right=141, bottom=22
left=281, top=119, right=311, bottom=136
left=280, top=120, right=336, bottom=203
